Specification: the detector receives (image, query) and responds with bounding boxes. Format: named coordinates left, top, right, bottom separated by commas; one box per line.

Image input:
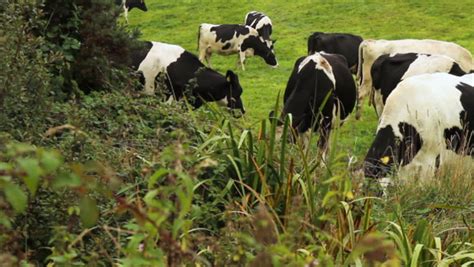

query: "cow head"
left=364, top=122, right=423, bottom=179
left=126, top=0, right=147, bottom=11
left=242, top=36, right=278, bottom=67
left=225, top=70, right=245, bottom=116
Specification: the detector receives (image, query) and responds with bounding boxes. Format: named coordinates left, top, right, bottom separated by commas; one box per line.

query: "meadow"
left=1, top=1, right=473, bottom=265
left=130, top=0, right=474, bottom=158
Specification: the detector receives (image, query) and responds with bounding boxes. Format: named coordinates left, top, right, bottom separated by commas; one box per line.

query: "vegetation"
left=0, top=0, right=473, bottom=266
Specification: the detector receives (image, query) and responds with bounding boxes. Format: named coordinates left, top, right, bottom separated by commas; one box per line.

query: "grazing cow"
left=307, top=32, right=363, bottom=73
left=117, top=0, right=147, bottom=23
left=244, top=11, right=273, bottom=42
left=356, top=39, right=473, bottom=119
left=198, top=23, right=278, bottom=70
left=132, top=41, right=245, bottom=114
left=364, top=73, right=474, bottom=187
left=371, top=53, right=467, bottom=116
left=280, top=52, right=357, bottom=151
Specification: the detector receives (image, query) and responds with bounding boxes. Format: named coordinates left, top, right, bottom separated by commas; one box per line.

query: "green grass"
left=128, top=0, right=474, bottom=159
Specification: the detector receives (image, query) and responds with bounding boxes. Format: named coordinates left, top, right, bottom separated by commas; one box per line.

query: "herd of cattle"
left=122, top=2, right=473, bottom=187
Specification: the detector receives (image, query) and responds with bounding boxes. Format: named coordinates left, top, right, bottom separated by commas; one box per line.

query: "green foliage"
left=41, top=0, right=141, bottom=94
left=0, top=1, right=55, bottom=141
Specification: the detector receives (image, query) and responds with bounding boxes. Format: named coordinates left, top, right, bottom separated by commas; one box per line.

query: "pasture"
left=130, top=0, right=474, bottom=158
left=1, top=1, right=473, bottom=265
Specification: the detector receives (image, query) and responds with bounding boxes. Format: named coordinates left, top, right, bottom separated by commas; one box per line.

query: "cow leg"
left=198, top=47, right=208, bottom=65
left=123, top=6, right=129, bottom=24
left=239, top=52, right=246, bottom=71
left=205, top=53, right=212, bottom=68
left=317, top=118, right=332, bottom=160
left=143, top=73, right=156, bottom=96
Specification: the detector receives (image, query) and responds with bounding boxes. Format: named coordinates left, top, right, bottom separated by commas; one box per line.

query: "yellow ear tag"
left=380, top=156, right=390, bottom=164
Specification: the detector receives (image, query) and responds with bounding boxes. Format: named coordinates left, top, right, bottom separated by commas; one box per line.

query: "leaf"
left=5, top=182, right=28, bottom=213
left=0, top=162, right=12, bottom=171
left=0, top=210, right=12, bottom=229
left=40, top=150, right=62, bottom=172
left=410, top=244, right=424, bottom=267
left=79, top=196, right=99, bottom=227
left=17, top=158, right=42, bottom=196
left=53, top=172, right=82, bottom=188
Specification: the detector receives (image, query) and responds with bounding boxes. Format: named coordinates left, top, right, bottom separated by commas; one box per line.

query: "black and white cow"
left=117, top=0, right=147, bottom=23
left=307, top=32, right=363, bottom=73
left=244, top=11, right=273, bottom=42
left=371, top=53, right=467, bottom=116
left=198, top=23, right=277, bottom=70
left=364, top=73, right=474, bottom=186
left=132, top=41, right=245, bottom=114
left=280, top=52, right=357, bottom=151
left=356, top=39, right=473, bottom=119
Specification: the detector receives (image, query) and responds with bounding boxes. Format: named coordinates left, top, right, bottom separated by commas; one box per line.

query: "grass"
left=127, top=0, right=473, bottom=160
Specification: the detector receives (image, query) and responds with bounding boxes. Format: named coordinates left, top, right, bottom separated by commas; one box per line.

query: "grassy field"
left=128, top=1, right=473, bottom=160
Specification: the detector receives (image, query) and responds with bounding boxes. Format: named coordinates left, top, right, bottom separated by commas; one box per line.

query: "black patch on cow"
left=130, top=41, right=153, bottom=70
left=222, top=43, right=231, bottom=50
left=448, top=62, right=467, bottom=76
left=283, top=56, right=306, bottom=102
left=435, top=154, right=441, bottom=169
left=307, top=32, right=363, bottom=72
left=398, top=122, right=423, bottom=166
left=323, top=53, right=356, bottom=119
left=371, top=53, right=418, bottom=104
left=444, top=126, right=465, bottom=153
left=125, top=0, right=147, bottom=11
left=446, top=82, right=474, bottom=156
left=241, top=35, right=277, bottom=66
left=210, top=24, right=250, bottom=43
left=364, top=125, right=398, bottom=178
left=364, top=122, right=423, bottom=178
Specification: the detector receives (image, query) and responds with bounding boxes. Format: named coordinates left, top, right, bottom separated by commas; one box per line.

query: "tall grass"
left=193, top=99, right=474, bottom=265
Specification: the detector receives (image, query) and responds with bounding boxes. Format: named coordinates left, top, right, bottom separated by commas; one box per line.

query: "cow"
left=364, top=73, right=474, bottom=189
left=244, top=11, right=273, bottom=42
left=356, top=39, right=473, bottom=119
left=131, top=41, right=245, bottom=115
left=198, top=23, right=278, bottom=71
left=307, top=32, right=363, bottom=74
left=117, top=0, right=147, bottom=23
left=279, top=52, right=357, bottom=152
left=371, top=53, right=467, bottom=116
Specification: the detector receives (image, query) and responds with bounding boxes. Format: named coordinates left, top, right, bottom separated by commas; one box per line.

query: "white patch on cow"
left=357, top=39, right=473, bottom=119
left=298, top=53, right=336, bottom=87
left=138, top=42, right=185, bottom=95
left=377, top=73, right=474, bottom=180
left=165, top=95, right=175, bottom=105
left=216, top=97, right=228, bottom=107
left=401, top=54, right=457, bottom=80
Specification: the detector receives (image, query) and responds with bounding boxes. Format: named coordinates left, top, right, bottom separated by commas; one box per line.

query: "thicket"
left=0, top=0, right=473, bottom=266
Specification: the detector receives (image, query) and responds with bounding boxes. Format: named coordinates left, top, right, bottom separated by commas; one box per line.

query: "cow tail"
left=356, top=42, right=364, bottom=85
left=197, top=24, right=202, bottom=51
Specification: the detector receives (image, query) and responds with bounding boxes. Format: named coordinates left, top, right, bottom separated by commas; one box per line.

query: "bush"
left=41, top=0, right=142, bottom=94
left=0, top=1, right=55, bottom=141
